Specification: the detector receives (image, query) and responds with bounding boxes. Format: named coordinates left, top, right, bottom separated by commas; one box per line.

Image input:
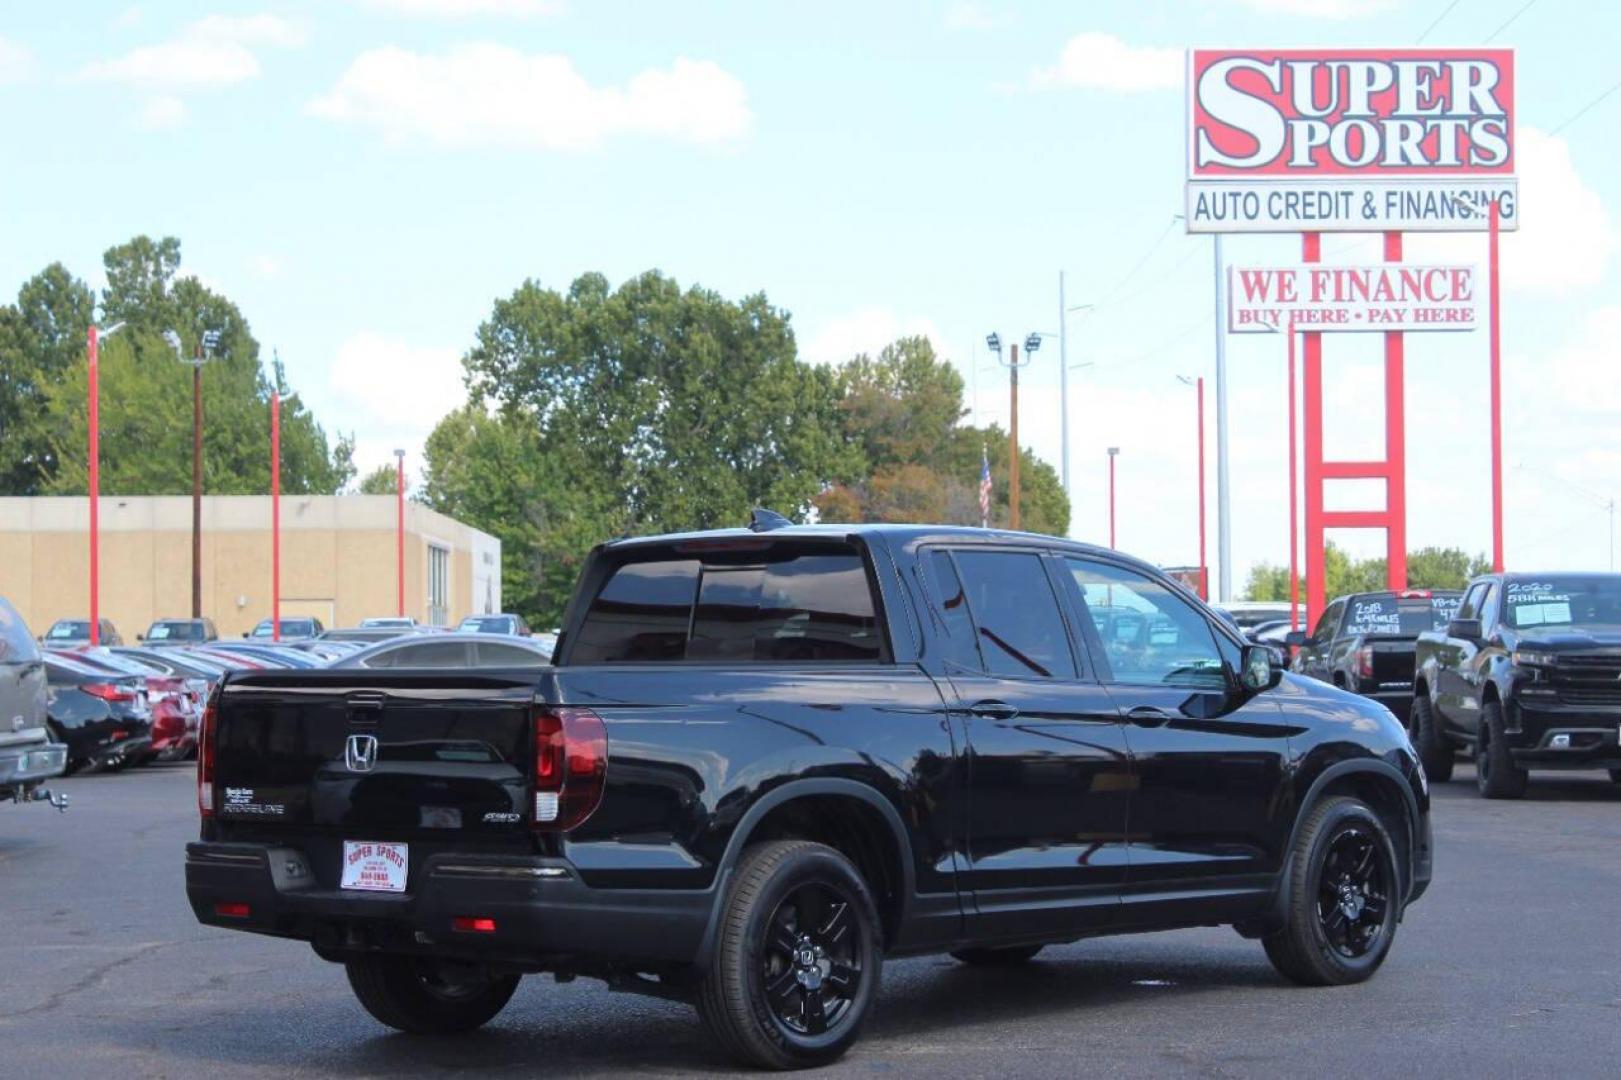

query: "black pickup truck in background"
left=1289, top=589, right=1462, bottom=720
left=186, top=520, right=1432, bottom=1069
left=1412, top=572, right=1621, bottom=798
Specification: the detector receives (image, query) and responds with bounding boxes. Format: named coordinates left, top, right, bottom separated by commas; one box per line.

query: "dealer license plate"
left=340, top=841, right=409, bottom=893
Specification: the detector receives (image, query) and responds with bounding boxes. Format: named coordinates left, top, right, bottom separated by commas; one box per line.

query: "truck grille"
left=1557, top=687, right=1621, bottom=707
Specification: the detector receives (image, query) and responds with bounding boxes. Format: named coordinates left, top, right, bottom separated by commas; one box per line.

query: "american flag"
left=978, top=444, right=992, bottom=528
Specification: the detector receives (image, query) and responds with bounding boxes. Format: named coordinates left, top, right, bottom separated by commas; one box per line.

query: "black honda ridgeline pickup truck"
left=187, top=520, right=1432, bottom=1069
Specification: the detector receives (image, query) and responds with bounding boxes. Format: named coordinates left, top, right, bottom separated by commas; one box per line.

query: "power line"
left=1550, top=75, right=1621, bottom=135
left=1415, top=0, right=1464, bottom=43
left=1484, top=0, right=1538, bottom=43
left=1091, top=216, right=1181, bottom=311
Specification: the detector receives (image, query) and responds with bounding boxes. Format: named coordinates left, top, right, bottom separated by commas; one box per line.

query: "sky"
left=2, top=0, right=1617, bottom=597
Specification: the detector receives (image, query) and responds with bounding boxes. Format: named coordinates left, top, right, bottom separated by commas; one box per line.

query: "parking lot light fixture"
left=395, top=449, right=406, bottom=618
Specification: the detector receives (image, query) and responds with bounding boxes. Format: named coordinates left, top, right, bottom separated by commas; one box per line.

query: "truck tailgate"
left=212, top=671, right=536, bottom=840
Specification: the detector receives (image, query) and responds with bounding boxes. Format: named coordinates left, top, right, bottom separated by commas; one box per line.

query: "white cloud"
left=1030, top=32, right=1179, bottom=93
left=356, top=0, right=566, bottom=16
left=135, top=95, right=187, bottom=130
left=308, top=46, right=751, bottom=150
left=0, top=35, right=36, bottom=83
left=943, top=2, right=997, bottom=31
left=247, top=254, right=283, bottom=278
left=79, top=13, right=304, bottom=90
left=798, top=308, right=947, bottom=367
left=328, top=332, right=467, bottom=474
left=1543, top=305, right=1621, bottom=416
left=1235, top=0, right=1395, bottom=16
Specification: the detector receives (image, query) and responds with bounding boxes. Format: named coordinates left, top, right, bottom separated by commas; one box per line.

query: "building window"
left=428, top=544, right=450, bottom=626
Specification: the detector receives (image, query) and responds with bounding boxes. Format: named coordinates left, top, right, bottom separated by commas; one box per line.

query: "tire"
left=696, top=840, right=882, bottom=1070
left=1407, top=695, right=1454, bottom=783
left=1262, top=796, right=1400, bottom=987
left=950, top=945, right=1043, bottom=966
left=345, top=955, right=520, bottom=1034
left=1475, top=699, right=1528, bottom=799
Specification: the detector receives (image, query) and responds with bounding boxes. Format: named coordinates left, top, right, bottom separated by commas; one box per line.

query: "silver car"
left=0, top=598, right=68, bottom=810
left=325, top=632, right=553, bottom=669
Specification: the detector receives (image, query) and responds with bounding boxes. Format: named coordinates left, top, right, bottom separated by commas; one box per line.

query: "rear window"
left=571, top=546, right=886, bottom=664
left=1345, top=594, right=1459, bottom=636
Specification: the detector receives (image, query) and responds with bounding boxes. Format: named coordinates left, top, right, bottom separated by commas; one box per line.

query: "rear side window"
left=0, top=599, right=40, bottom=663
left=571, top=547, right=885, bottom=664
left=949, top=550, right=1077, bottom=679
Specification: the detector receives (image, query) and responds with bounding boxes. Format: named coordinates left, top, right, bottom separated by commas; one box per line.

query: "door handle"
left=968, top=700, right=1019, bottom=721
left=1125, top=705, right=1174, bottom=727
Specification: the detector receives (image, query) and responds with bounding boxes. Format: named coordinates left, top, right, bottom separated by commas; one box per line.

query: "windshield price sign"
left=1227, top=263, right=1481, bottom=332
left=1186, top=49, right=1517, bottom=233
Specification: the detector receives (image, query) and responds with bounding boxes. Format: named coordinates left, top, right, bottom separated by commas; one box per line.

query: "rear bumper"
left=185, top=842, right=714, bottom=968
left=0, top=741, right=68, bottom=789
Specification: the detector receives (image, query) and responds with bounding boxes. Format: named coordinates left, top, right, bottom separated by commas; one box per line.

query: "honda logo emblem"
left=345, top=734, right=378, bottom=773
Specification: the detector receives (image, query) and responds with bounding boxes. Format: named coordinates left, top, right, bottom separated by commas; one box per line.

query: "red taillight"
left=83, top=682, right=136, bottom=703
left=452, top=916, right=497, bottom=933
left=531, top=707, right=607, bottom=832
left=1356, top=645, right=1374, bottom=678
left=198, top=690, right=219, bottom=818
left=214, top=902, right=250, bottom=918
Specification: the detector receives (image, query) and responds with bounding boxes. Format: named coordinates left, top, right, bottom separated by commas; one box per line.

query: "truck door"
left=1061, top=556, right=1294, bottom=927
left=1296, top=600, right=1343, bottom=683
left=1435, top=581, right=1490, bottom=731
left=926, top=548, right=1130, bottom=941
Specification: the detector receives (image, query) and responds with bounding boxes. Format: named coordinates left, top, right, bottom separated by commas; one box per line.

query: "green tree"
left=1244, top=542, right=1483, bottom=602
left=358, top=463, right=401, bottom=495
left=0, top=264, right=96, bottom=493
left=32, top=237, right=353, bottom=497
left=1406, top=546, right=1492, bottom=590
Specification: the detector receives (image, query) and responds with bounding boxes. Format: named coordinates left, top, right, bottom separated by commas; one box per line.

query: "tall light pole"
left=176, top=329, right=222, bottom=619
left=270, top=387, right=281, bottom=643
left=1177, top=376, right=1208, bottom=600
left=85, top=321, right=126, bottom=646
left=395, top=448, right=406, bottom=618
left=1107, top=447, right=1120, bottom=549
left=1056, top=272, right=1095, bottom=513
left=1211, top=234, right=1233, bottom=601
left=986, top=333, right=1033, bottom=531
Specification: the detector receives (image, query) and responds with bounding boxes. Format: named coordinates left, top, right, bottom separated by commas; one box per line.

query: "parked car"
left=139, top=617, right=219, bottom=645
left=456, top=613, right=532, bottom=636
left=186, top=646, right=290, bottom=672
left=204, top=642, right=323, bottom=669
left=41, top=618, right=124, bottom=647
left=247, top=617, right=324, bottom=641
left=0, top=597, right=68, bottom=810
left=325, top=632, right=552, bottom=669
left=42, top=652, right=152, bottom=772
left=187, top=521, right=1431, bottom=1069
left=114, top=645, right=229, bottom=685
left=1413, top=572, right=1621, bottom=798
left=60, top=648, right=200, bottom=763
left=360, top=616, right=418, bottom=629
left=1216, top=601, right=1304, bottom=631
left=320, top=627, right=418, bottom=644
left=1288, top=589, right=1463, bottom=720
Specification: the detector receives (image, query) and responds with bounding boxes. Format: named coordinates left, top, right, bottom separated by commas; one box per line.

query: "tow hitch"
left=14, top=787, right=70, bottom=812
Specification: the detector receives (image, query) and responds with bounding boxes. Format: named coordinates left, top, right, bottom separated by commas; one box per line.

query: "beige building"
left=0, top=495, right=502, bottom=639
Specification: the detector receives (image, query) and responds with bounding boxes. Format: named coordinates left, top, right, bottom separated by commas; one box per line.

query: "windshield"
left=254, top=620, right=312, bottom=637
left=47, top=621, right=89, bottom=639
left=1504, top=578, right=1621, bottom=631
left=147, top=621, right=198, bottom=641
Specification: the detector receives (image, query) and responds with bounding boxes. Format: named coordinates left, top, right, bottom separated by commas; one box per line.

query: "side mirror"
left=1240, top=644, right=1283, bottom=691
left=136, top=633, right=145, bottom=642
left=1284, top=630, right=1312, bottom=648
left=1447, top=618, right=1483, bottom=641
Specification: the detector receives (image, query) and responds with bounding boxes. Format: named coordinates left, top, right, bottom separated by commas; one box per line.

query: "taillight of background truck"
left=1356, top=645, right=1375, bottom=679
left=197, top=690, right=218, bottom=818
left=531, top=706, right=607, bottom=831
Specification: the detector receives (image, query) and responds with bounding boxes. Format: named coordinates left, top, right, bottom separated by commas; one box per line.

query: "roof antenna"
left=748, top=508, right=792, bottom=532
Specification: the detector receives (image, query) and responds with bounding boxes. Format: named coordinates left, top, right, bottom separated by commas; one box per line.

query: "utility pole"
left=185, top=329, right=221, bottom=619
left=1058, top=271, right=1069, bottom=499
left=1107, top=447, right=1119, bottom=549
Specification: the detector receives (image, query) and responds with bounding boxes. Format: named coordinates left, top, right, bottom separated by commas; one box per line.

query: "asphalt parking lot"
left=2, top=763, right=1618, bottom=1079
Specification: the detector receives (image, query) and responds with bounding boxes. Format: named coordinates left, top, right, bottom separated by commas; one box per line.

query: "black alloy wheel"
left=761, top=882, right=864, bottom=1037
left=1263, top=796, right=1400, bottom=986
left=1315, top=826, right=1390, bottom=960
left=1476, top=699, right=1528, bottom=799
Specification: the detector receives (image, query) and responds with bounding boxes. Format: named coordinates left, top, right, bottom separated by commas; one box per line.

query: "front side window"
left=949, top=550, right=1076, bottom=679
left=928, top=551, right=985, bottom=671
left=1068, top=558, right=1227, bottom=689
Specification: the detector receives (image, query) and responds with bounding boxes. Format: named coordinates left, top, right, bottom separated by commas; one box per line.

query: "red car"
left=51, top=648, right=201, bottom=762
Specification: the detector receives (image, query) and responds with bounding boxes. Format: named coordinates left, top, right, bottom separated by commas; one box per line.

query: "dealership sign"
left=1226, top=263, right=1481, bottom=332
left=1186, top=49, right=1518, bottom=233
